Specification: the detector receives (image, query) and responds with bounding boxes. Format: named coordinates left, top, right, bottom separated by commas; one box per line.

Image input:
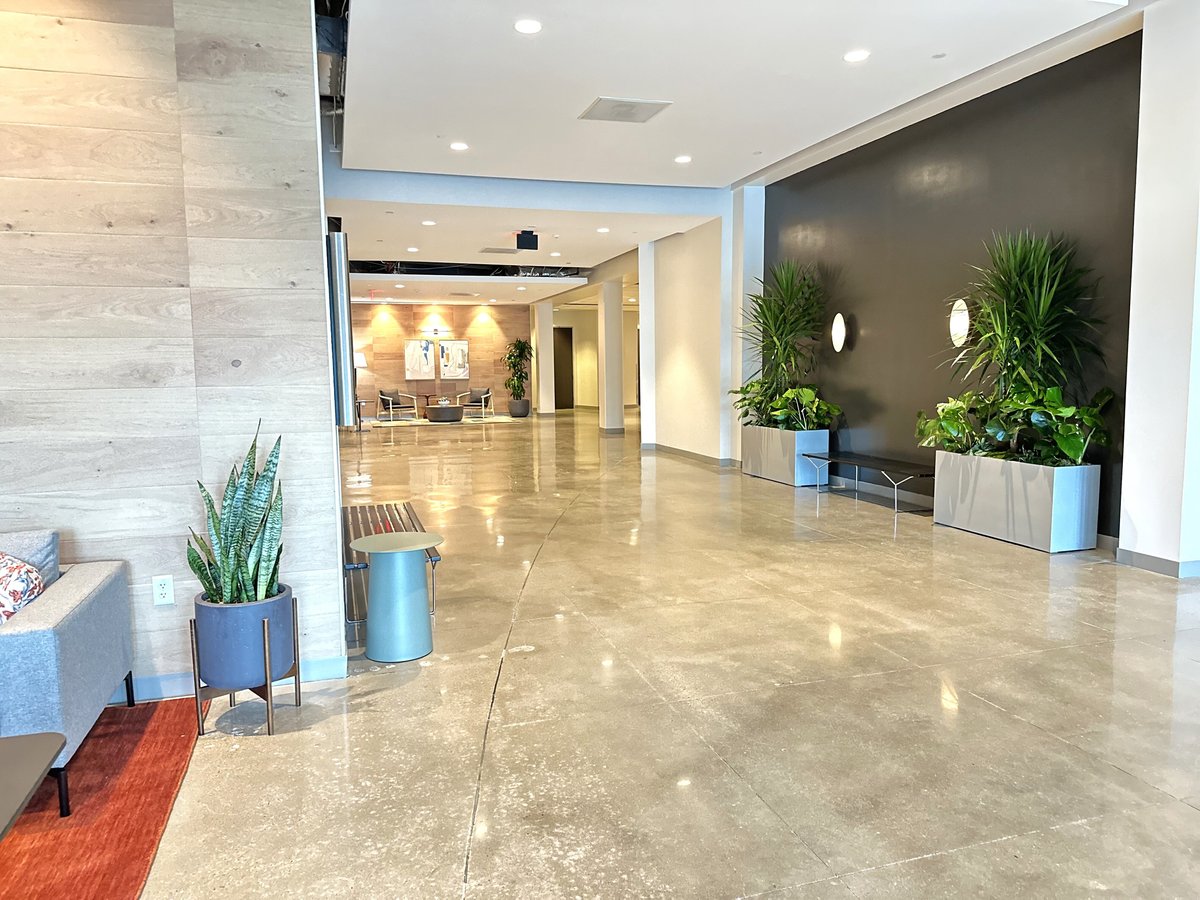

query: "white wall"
left=652, top=218, right=726, bottom=460
left=623, top=309, right=640, bottom=404
left=552, top=307, right=640, bottom=408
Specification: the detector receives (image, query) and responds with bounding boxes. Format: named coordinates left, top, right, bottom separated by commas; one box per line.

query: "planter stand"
left=189, top=593, right=301, bottom=737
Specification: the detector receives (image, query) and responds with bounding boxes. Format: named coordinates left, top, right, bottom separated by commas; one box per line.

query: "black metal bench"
left=802, top=452, right=934, bottom=513
left=342, top=502, right=441, bottom=625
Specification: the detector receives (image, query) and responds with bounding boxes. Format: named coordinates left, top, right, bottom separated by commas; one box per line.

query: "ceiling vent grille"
left=479, top=247, right=521, bottom=254
left=579, top=96, right=672, bottom=124
left=449, top=291, right=480, bottom=297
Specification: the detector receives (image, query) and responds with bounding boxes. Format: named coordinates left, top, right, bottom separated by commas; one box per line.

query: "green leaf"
left=1054, top=428, right=1086, bottom=464
left=256, top=489, right=284, bottom=602
left=188, top=543, right=218, bottom=600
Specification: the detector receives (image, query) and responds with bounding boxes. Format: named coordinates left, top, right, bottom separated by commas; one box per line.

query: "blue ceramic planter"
left=193, top=585, right=295, bottom=691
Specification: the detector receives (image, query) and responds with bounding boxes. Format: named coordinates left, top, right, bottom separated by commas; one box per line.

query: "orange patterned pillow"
left=0, top=551, right=44, bottom=623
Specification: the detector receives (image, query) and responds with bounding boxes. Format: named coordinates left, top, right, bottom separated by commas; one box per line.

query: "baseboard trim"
left=1096, top=534, right=1118, bottom=554
left=111, top=655, right=350, bottom=704
left=535, top=411, right=556, bottom=417
left=599, top=427, right=626, bottom=435
left=1115, top=549, right=1200, bottom=579
left=641, top=443, right=736, bottom=468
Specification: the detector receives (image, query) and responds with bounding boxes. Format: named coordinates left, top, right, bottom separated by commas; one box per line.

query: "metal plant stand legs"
left=190, top=594, right=301, bottom=737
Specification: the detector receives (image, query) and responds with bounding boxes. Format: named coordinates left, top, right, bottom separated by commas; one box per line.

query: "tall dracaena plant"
left=502, top=337, right=534, bottom=401
left=187, top=432, right=284, bottom=604
left=954, top=231, right=1102, bottom=399
left=742, top=260, right=826, bottom=399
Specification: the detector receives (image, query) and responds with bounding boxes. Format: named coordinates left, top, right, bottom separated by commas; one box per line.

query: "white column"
left=598, top=279, right=625, bottom=433
left=532, top=301, right=555, bottom=416
left=1118, top=0, right=1200, bottom=577
left=730, top=185, right=766, bottom=462
left=638, top=242, right=656, bottom=447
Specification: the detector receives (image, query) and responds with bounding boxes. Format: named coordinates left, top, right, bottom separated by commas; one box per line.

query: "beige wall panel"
left=177, top=79, right=316, bottom=141
left=0, top=123, right=182, bottom=183
left=63, top=534, right=190, bottom=592
left=0, top=483, right=202, bottom=542
left=198, top=429, right=335, bottom=484
left=194, top=385, right=334, bottom=435
left=190, top=288, right=326, bottom=337
left=0, top=433, right=200, bottom=492
left=0, top=336, right=195, bottom=389
left=0, top=286, right=191, bottom=337
left=187, top=237, right=324, bottom=289
left=0, top=388, right=199, bottom=437
left=173, top=0, right=312, bottom=48
left=0, top=68, right=177, bottom=131
left=0, top=0, right=173, bottom=27
left=0, top=232, right=187, bottom=286
left=0, top=11, right=176, bottom=79
left=180, top=134, right=317, bottom=191
left=193, top=333, right=331, bottom=388
left=0, top=178, right=185, bottom=237
left=185, top=186, right=321, bottom=240
left=174, top=31, right=312, bottom=84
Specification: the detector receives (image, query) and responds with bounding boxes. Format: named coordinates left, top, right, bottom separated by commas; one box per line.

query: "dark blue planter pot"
left=194, top=585, right=294, bottom=692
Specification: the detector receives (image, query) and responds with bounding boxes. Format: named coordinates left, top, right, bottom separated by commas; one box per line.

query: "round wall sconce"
left=831, top=313, right=847, bottom=352
left=949, top=299, right=970, bottom=348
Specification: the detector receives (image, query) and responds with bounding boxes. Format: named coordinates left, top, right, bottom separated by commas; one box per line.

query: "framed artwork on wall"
left=405, top=339, right=436, bottom=380
left=440, top=340, right=469, bottom=379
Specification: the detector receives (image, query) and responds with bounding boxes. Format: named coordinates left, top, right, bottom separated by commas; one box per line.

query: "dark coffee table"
left=1, top=732, right=65, bottom=839
left=426, top=405, right=464, bottom=423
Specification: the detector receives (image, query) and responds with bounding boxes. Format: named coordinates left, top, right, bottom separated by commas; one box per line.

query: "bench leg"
left=807, top=458, right=830, bottom=491
left=124, top=670, right=135, bottom=707
left=429, top=561, right=437, bottom=616
left=51, top=767, right=70, bottom=817
left=882, top=472, right=917, bottom=514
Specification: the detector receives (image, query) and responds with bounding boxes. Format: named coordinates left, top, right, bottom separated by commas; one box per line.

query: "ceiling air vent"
left=449, top=292, right=480, bottom=297
left=579, top=96, right=672, bottom=124
left=480, top=247, right=521, bottom=254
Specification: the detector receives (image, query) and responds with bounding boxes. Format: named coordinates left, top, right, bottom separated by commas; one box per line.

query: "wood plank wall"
left=353, top=303, right=532, bottom=412
left=0, top=0, right=344, bottom=692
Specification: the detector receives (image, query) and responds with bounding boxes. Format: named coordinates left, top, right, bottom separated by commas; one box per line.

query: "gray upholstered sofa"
left=0, top=551, right=134, bottom=816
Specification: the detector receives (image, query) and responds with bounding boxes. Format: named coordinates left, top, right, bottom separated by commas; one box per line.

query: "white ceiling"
left=327, top=199, right=710, bottom=267
left=350, top=273, right=586, bottom=305
left=341, top=0, right=1127, bottom=188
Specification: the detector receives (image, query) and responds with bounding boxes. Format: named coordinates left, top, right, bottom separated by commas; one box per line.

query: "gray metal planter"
left=740, top=425, right=830, bottom=487
left=933, top=451, right=1100, bottom=553
left=193, top=585, right=296, bottom=691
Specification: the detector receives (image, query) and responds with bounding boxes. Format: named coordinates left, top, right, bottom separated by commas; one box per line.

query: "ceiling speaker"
left=516, top=230, right=538, bottom=251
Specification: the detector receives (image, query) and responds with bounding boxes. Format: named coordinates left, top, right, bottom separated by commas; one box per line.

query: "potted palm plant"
left=187, top=432, right=293, bottom=690
left=503, top=337, right=534, bottom=417
left=916, top=231, right=1113, bottom=552
left=735, top=261, right=840, bottom=486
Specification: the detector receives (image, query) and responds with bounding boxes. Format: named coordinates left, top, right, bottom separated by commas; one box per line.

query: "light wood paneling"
left=0, top=232, right=187, bottom=286
left=194, top=386, right=335, bottom=434
left=0, top=388, right=199, bottom=437
left=180, top=134, right=317, bottom=190
left=0, top=11, right=176, bottom=79
left=187, top=237, right=324, bottom=289
left=193, top=334, right=331, bottom=387
left=0, top=286, right=191, bottom=336
left=0, top=484, right=202, bottom=542
left=173, top=0, right=312, bottom=49
left=190, top=288, right=325, bottom=336
left=0, top=337, right=195, bottom=389
left=185, top=187, right=320, bottom=239
left=0, top=177, right=185, bottom=236
left=174, top=30, right=312, bottom=85
left=198, top=429, right=335, bottom=484
left=0, top=434, right=201, bottom=492
left=0, top=68, right=177, bottom=131
left=0, top=0, right=173, bottom=27
left=176, top=79, right=316, bottom=140
left=0, top=123, right=182, bottom=183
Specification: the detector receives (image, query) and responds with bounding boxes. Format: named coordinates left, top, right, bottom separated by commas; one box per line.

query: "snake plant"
left=187, top=433, right=284, bottom=603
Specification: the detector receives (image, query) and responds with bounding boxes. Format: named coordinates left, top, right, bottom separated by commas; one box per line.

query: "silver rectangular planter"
left=740, top=425, right=829, bottom=487
left=933, top=450, right=1100, bottom=553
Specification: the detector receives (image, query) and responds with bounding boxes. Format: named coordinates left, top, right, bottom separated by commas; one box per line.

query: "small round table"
left=349, top=532, right=444, bottom=662
left=426, top=405, right=463, bottom=423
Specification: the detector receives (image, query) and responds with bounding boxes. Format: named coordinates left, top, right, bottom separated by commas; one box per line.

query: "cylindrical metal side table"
left=349, top=532, right=444, bottom=662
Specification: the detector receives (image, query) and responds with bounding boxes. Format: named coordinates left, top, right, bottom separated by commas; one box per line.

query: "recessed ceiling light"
left=674, top=155, right=692, bottom=164
left=394, top=283, right=405, bottom=289
left=843, top=48, right=871, bottom=63
left=550, top=251, right=562, bottom=257
left=407, top=247, right=419, bottom=253
left=516, top=286, right=527, bottom=292
left=421, top=220, right=437, bottom=226
left=489, top=298, right=497, bottom=303
left=449, top=141, right=469, bottom=151
left=514, top=19, right=542, bottom=34
left=627, top=297, right=637, bottom=303
left=596, top=227, right=610, bottom=233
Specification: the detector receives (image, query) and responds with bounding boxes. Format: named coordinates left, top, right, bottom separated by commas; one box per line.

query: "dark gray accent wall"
left=764, top=34, right=1141, bottom=537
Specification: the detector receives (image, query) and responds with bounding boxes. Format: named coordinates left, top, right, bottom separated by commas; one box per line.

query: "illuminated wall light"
left=828, top=622, right=842, bottom=652
left=949, top=298, right=971, bottom=348
left=831, top=312, right=847, bottom=352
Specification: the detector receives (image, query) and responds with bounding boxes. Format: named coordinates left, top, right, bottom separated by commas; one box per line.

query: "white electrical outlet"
left=152, top=575, right=174, bottom=606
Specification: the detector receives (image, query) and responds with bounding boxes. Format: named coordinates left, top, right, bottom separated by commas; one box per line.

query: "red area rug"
left=0, top=699, right=200, bottom=900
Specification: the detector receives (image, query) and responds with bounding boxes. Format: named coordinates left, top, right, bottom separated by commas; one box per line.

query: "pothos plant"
left=733, top=381, right=841, bottom=431
left=917, top=231, right=1113, bottom=467
left=187, top=432, right=284, bottom=603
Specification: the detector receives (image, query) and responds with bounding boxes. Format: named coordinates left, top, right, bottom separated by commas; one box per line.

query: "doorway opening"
left=553, top=327, right=575, bottom=409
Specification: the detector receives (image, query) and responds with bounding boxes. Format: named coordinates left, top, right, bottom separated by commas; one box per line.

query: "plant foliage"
left=187, top=432, right=284, bottom=603
left=766, top=386, right=843, bottom=432
left=953, top=231, right=1102, bottom=397
left=502, top=338, right=534, bottom=401
left=742, top=260, right=826, bottom=399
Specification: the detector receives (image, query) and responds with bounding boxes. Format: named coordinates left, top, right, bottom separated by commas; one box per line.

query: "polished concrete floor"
left=146, top=411, right=1200, bottom=898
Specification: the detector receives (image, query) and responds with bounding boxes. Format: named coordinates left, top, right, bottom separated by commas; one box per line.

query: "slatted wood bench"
left=802, top=452, right=935, bottom=513
left=342, top=502, right=441, bottom=625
